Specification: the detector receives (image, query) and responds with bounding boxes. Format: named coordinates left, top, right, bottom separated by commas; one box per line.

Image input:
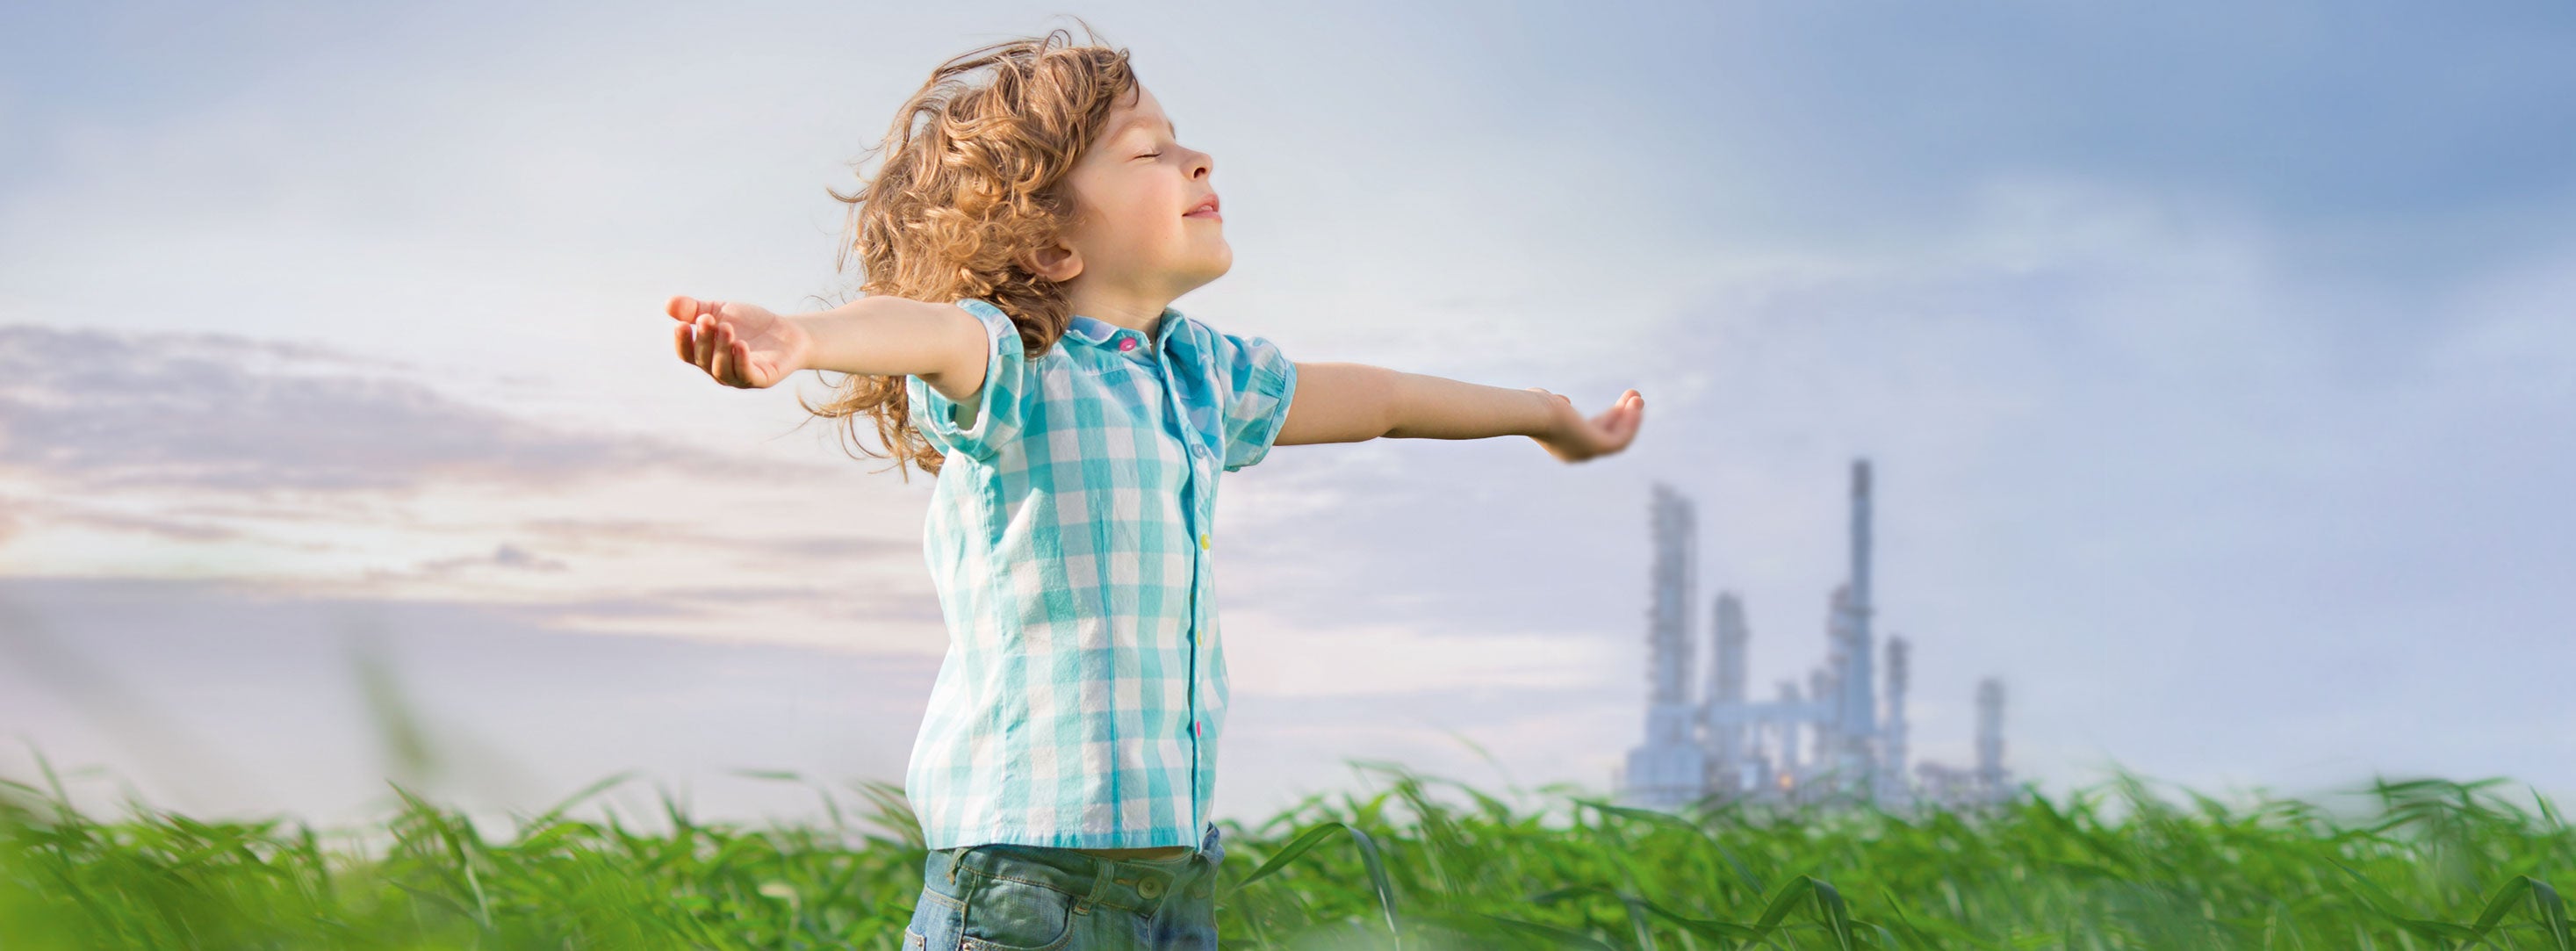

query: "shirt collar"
left=1065, top=306, right=1184, bottom=349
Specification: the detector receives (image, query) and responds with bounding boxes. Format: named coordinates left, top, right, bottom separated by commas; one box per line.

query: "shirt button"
left=1198, top=532, right=1210, bottom=550
left=1118, top=337, right=1138, bottom=352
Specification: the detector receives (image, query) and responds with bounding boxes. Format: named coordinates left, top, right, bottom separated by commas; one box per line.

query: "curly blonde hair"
left=799, top=20, right=1140, bottom=480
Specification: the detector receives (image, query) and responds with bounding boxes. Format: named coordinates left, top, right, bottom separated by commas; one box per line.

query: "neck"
left=1061, top=282, right=1179, bottom=336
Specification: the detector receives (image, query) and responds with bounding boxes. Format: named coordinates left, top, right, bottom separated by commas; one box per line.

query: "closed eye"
left=1137, top=151, right=1162, bottom=159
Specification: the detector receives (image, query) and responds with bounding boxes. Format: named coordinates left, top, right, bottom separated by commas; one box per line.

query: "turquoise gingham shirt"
left=902, top=297, right=1299, bottom=852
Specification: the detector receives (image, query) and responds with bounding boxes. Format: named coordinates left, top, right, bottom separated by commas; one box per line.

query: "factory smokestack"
left=1775, top=680, right=1803, bottom=774
left=1709, top=592, right=1750, bottom=765
left=1975, top=678, right=2006, bottom=797
left=1884, top=636, right=1910, bottom=794
left=1620, top=483, right=1709, bottom=808
left=1838, top=458, right=1879, bottom=788
left=1809, top=666, right=1836, bottom=767
left=1850, top=459, right=1873, bottom=620
left=1647, top=484, right=1695, bottom=712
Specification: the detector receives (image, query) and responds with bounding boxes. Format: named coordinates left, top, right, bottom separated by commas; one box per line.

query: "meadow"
left=4, top=750, right=2573, bottom=950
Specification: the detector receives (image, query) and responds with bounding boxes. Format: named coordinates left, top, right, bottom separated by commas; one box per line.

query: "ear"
left=1018, top=239, right=1083, bottom=284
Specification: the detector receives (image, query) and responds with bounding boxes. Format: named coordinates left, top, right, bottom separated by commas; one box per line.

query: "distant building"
left=1615, top=459, right=2013, bottom=812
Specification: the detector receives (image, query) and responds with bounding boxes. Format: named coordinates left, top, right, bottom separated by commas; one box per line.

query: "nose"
left=1189, top=148, right=1212, bottom=180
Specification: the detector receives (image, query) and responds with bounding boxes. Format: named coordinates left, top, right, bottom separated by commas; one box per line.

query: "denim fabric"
left=903, top=822, right=1227, bottom=950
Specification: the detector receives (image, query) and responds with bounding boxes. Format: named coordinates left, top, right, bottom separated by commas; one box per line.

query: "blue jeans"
left=903, top=824, right=1226, bottom=950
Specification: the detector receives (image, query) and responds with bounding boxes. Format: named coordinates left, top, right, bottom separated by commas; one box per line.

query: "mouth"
left=1184, top=193, right=1220, bottom=220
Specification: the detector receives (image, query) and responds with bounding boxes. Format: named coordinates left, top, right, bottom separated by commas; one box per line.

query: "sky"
left=4, top=0, right=2574, bottom=837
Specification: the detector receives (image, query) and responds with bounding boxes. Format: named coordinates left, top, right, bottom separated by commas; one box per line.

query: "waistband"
left=924, top=823, right=1225, bottom=917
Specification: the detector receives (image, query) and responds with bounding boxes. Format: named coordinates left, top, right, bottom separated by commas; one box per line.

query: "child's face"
left=1045, top=83, right=1228, bottom=303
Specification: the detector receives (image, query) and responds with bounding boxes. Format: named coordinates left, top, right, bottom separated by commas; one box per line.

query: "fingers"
left=670, top=296, right=775, bottom=387
left=1524, top=386, right=1647, bottom=460
left=1611, top=391, right=1644, bottom=448
left=710, top=322, right=740, bottom=385
left=1568, top=390, right=1645, bottom=460
left=673, top=297, right=714, bottom=369
left=1609, top=391, right=1644, bottom=443
left=688, top=314, right=730, bottom=383
left=725, top=329, right=753, bottom=386
left=668, top=295, right=715, bottom=322
left=1591, top=391, right=1644, bottom=428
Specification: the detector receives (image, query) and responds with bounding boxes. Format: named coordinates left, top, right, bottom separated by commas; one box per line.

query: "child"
left=664, top=24, right=1643, bottom=950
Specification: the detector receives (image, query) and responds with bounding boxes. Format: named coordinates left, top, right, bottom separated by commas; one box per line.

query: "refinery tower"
left=1616, top=459, right=2012, bottom=811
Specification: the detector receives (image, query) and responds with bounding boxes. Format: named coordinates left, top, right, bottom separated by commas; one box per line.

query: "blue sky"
left=4, top=0, right=2574, bottom=832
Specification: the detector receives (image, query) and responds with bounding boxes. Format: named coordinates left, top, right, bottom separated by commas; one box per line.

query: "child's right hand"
left=667, top=295, right=812, bottom=389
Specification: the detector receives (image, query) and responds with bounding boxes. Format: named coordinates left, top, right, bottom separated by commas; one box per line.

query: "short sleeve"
left=904, top=299, right=1030, bottom=465
left=1205, top=324, right=1299, bottom=472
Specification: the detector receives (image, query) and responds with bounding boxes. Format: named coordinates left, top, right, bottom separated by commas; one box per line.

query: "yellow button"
left=1198, top=532, right=1210, bottom=550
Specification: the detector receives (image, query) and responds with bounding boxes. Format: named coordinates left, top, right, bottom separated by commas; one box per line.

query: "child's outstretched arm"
left=1274, top=362, right=1645, bottom=463
left=666, top=294, right=987, bottom=400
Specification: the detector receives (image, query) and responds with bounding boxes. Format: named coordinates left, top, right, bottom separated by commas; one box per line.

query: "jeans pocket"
left=959, top=875, right=1078, bottom=951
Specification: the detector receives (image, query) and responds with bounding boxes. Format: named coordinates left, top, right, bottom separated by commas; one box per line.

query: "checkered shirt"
left=900, top=296, right=1299, bottom=851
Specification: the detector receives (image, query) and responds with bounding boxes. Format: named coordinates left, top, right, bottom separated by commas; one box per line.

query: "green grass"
left=5, top=750, right=2574, bottom=950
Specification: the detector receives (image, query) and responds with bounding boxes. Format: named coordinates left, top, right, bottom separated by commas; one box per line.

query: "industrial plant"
left=1615, top=459, right=2014, bottom=813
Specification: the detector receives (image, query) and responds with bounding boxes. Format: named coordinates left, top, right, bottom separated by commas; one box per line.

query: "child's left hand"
left=1528, top=387, right=1644, bottom=462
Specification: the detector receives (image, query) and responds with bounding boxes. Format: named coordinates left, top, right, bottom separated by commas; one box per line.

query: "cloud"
left=0, top=321, right=945, bottom=652
left=378, top=543, right=572, bottom=580
left=0, top=323, right=773, bottom=494
left=514, top=515, right=917, bottom=566
left=0, top=494, right=296, bottom=546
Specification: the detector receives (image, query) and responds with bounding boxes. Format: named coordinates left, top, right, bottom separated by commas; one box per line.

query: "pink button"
left=1118, top=337, right=1138, bottom=352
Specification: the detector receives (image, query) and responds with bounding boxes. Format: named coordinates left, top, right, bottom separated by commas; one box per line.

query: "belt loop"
left=1076, top=856, right=1112, bottom=915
